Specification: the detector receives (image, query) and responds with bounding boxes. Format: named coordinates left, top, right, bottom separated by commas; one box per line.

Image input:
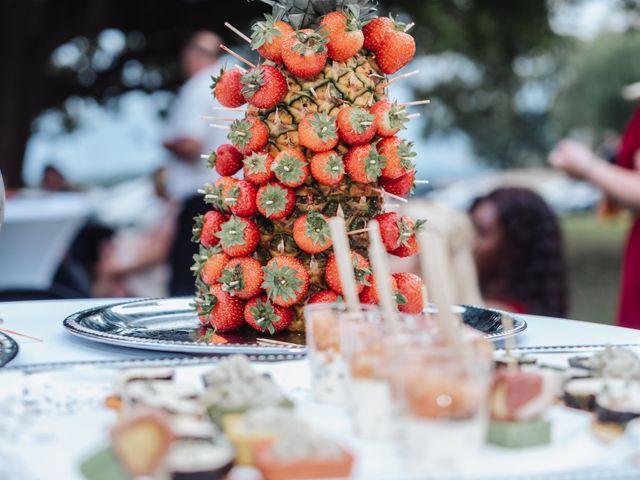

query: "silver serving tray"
left=0, top=331, right=19, bottom=367
left=63, top=297, right=526, bottom=356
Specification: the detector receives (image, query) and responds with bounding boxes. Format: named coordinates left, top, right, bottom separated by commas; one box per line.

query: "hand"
left=548, top=139, right=601, bottom=180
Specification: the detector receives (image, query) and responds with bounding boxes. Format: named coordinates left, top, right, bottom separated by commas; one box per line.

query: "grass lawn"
left=561, top=213, right=630, bottom=325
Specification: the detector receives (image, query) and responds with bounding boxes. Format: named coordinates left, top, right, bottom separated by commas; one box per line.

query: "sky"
left=21, top=0, right=624, bottom=188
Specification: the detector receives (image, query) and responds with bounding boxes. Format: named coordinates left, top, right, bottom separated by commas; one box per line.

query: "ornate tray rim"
left=62, top=297, right=526, bottom=356
left=0, top=331, right=19, bottom=367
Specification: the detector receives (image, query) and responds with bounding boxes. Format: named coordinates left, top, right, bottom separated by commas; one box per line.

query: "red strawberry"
left=193, top=246, right=230, bottom=286
left=320, top=11, right=364, bottom=62
left=308, top=290, right=342, bottom=304
left=363, top=16, right=394, bottom=53
left=240, top=65, right=288, bottom=109
left=325, top=251, right=372, bottom=295
left=281, top=29, right=329, bottom=79
left=292, top=212, right=332, bottom=254
left=377, top=29, right=416, bottom=74
left=251, top=15, right=294, bottom=64
left=262, top=256, right=310, bottom=307
left=310, top=150, right=344, bottom=186
left=370, top=100, right=409, bottom=137
left=229, top=117, right=268, bottom=155
left=298, top=113, right=339, bottom=152
left=202, top=176, right=238, bottom=213
left=198, top=284, right=245, bottom=332
left=211, top=67, right=246, bottom=108
left=218, top=256, right=264, bottom=300
left=256, top=182, right=296, bottom=220
left=375, top=212, right=425, bottom=256
left=206, top=144, right=243, bottom=177
left=377, top=136, right=416, bottom=179
left=272, top=148, right=309, bottom=188
left=244, top=296, right=293, bottom=334
left=243, top=151, right=274, bottom=185
left=215, top=215, right=260, bottom=257
left=228, top=180, right=257, bottom=218
left=337, top=106, right=376, bottom=145
left=344, top=143, right=386, bottom=183
left=194, top=211, right=228, bottom=247
left=379, top=169, right=416, bottom=197
left=393, top=272, right=424, bottom=314
left=359, top=275, right=402, bottom=306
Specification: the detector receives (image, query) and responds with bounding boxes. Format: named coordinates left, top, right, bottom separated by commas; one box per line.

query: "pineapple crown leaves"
left=363, top=148, right=386, bottom=182
left=304, top=212, right=331, bottom=247
left=244, top=152, right=270, bottom=175
left=272, top=152, right=307, bottom=185
left=251, top=13, right=284, bottom=50
left=218, top=262, right=246, bottom=294
left=396, top=216, right=424, bottom=248
left=291, top=27, right=329, bottom=55
left=261, top=261, right=305, bottom=304
left=397, top=139, right=417, bottom=170
left=387, top=102, right=410, bottom=131
left=215, top=215, right=249, bottom=249
left=348, top=107, right=375, bottom=133
left=254, top=0, right=378, bottom=29
left=308, top=112, right=338, bottom=142
left=229, top=118, right=254, bottom=150
left=248, top=298, right=281, bottom=334
left=240, top=67, right=266, bottom=99
left=341, top=4, right=363, bottom=31
left=352, top=255, right=372, bottom=286
left=323, top=152, right=344, bottom=179
left=258, top=183, right=290, bottom=217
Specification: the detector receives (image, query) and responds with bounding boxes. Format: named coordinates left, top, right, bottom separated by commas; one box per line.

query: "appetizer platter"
left=0, top=331, right=19, bottom=367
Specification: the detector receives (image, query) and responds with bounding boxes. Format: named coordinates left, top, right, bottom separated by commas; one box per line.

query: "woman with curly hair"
left=469, top=187, right=568, bottom=317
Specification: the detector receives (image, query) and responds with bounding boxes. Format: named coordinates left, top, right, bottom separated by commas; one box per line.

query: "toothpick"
left=234, top=64, right=247, bottom=73
left=200, top=154, right=211, bottom=160
left=502, top=313, right=518, bottom=372
left=200, top=115, right=236, bottom=122
left=404, top=22, right=415, bottom=33
left=224, top=22, right=251, bottom=44
left=401, top=100, right=431, bottom=107
left=373, top=188, right=408, bottom=203
left=347, top=227, right=369, bottom=236
left=414, top=180, right=430, bottom=184
left=220, top=44, right=256, bottom=68
left=328, top=216, right=361, bottom=313
left=209, top=123, right=231, bottom=130
left=211, top=106, right=247, bottom=112
left=367, top=219, right=400, bottom=333
left=256, top=338, right=301, bottom=348
left=0, top=327, right=43, bottom=343
left=387, top=69, right=419, bottom=85
left=384, top=203, right=401, bottom=209
left=407, top=113, right=421, bottom=119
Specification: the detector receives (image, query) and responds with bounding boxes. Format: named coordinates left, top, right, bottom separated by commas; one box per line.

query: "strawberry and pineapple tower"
left=192, top=0, right=425, bottom=334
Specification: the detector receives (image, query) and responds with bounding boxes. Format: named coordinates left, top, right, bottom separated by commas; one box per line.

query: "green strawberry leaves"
left=251, top=13, right=282, bottom=50
left=215, top=216, right=248, bottom=249
left=349, top=107, right=375, bottom=134
left=272, top=152, right=307, bottom=185
left=258, top=183, right=289, bottom=218
left=352, top=256, right=372, bottom=287
left=240, top=67, right=266, bottom=99
left=244, top=152, right=270, bottom=176
left=387, top=102, right=410, bottom=131
left=363, top=148, right=386, bottom=182
left=218, top=262, right=246, bottom=294
left=248, top=298, right=281, bottom=334
left=229, top=119, right=253, bottom=150
left=304, top=212, right=331, bottom=247
left=397, top=139, right=417, bottom=171
left=309, top=112, right=338, bottom=142
left=323, top=153, right=344, bottom=180
left=262, top=262, right=304, bottom=305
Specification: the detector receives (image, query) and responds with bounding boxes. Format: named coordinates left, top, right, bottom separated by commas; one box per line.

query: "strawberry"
left=256, top=182, right=296, bottom=220
left=344, top=143, right=386, bottom=183
left=229, top=117, right=268, bottom=155
left=363, top=16, right=394, bottom=53
left=243, top=151, right=274, bottom=185
left=244, top=296, right=293, bottom=334
left=337, top=106, right=376, bottom=145
left=377, top=28, right=416, bottom=74
left=218, top=256, right=264, bottom=300
left=206, top=144, right=243, bottom=177
left=370, top=100, right=409, bottom=137
left=375, top=212, right=426, bottom=256
left=359, top=275, right=406, bottom=307
left=240, top=65, right=288, bottom=109
left=325, top=251, right=372, bottom=295
left=281, top=29, right=329, bottom=79
left=211, top=67, right=246, bottom=108
left=228, top=180, right=257, bottom=217
left=393, top=272, right=424, bottom=314
left=377, top=136, right=416, bottom=179
left=202, top=176, right=238, bottom=213
left=262, top=256, right=310, bottom=307
left=272, top=148, right=309, bottom=188
left=308, top=290, right=342, bottom=304
left=251, top=14, right=294, bottom=64
left=298, top=113, right=339, bottom=152
left=193, top=210, right=228, bottom=247
left=379, top=169, right=415, bottom=197
left=320, top=10, right=364, bottom=62
left=215, top=215, right=260, bottom=257
left=197, top=283, right=245, bottom=332
left=292, top=212, right=332, bottom=254
left=310, top=150, right=344, bottom=186
left=192, top=246, right=230, bottom=286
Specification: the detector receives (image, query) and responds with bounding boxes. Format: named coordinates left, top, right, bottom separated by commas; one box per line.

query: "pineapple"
left=194, top=0, right=420, bottom=333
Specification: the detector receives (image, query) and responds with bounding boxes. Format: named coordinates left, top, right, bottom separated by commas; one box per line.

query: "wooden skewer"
left=211, top=106, right=247, bottom=112
left=414, top=180, right=430, bottom=184
left=384, top=203, right=401, bottom=209
left=200, top=115, right=236, bottom=122
left=407, top=113, right=421, bottom=119
left=404, top=22, right=415, bottom=33
left=234, top=64, right=247, bottom=73
left=224, top=22, right=251, bottom=44
left=256, top=337, right=302, bottom=348
left=220, top=44, right=256, bottom=68
left=200, top=154, right=211, bottom=160
left=401, top=100, right=431, bottom=107
left=328, top=216, right=361, bottom=313
left=387, top=69, right=419, bottom=85
left=502, top=313, right=518, bottom=372
left=0, top=327, right=43, bottom=343
left=347, top=227, right=369, bottom=236
left=373, top=188, right=408, bottom=203
left=209, top=123, right=231, bottom=130
left=368, top=219, right=400, bottom=333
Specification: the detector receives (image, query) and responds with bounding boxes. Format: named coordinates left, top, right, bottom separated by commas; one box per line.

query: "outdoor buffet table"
left=1, top=299, right=640, bottom=479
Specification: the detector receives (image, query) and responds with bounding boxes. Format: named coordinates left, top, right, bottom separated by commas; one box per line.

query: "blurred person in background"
left=469, top=187, right=568, bottom=317
left=549, top=91, right=640, bottom=328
